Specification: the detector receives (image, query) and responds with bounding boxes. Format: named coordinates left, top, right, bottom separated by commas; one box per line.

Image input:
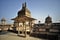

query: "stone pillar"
left=22, top=22, right=24, bottom=34
left=24, top=22, right=26, bottom=37
left=29, top=21, right=32, bottom=34
left=18, top=22, right=20, bottom=35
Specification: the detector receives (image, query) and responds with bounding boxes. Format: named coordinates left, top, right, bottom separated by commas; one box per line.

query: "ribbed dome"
left=18, top=8, right=30, bottom=14
left=18, top=2, right=31, bottom=17
left=46, top=16, right=51, bottom=20
left=45, top=15, right=52, bottom=23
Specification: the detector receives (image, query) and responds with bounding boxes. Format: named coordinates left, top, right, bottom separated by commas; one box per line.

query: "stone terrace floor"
left=0, top=31, right=48, bottom=40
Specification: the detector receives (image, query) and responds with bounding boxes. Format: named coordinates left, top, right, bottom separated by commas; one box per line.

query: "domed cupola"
left=18, top=2, right=31, bottom=17
left=45, top=15, right=52, bottom=24
left=1, top=17, right=6, bottom=24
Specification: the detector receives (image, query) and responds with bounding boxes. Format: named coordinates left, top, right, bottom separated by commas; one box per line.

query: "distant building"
left=31, top=15, right=60, bottom=36
left=0, top=18, right=13, bottom=31
left=11, top=2, right=36, bottom=33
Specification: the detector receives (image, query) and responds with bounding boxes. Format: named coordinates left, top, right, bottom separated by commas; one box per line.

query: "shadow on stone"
left=0, top=31, right=9, bottom=35
left=17, top=34, right=26, bottom=38
left=30, top=33, right=58, bottom=40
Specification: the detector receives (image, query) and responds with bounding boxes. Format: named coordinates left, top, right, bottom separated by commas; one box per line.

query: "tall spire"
left=25, top=2, right=26, bottom=8
left=22, top=2, right=26, bottom=9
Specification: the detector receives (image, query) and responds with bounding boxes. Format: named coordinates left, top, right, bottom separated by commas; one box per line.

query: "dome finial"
left=22, top=2, right=26, bottom=9
left=25, top=2, right=26, bottom=7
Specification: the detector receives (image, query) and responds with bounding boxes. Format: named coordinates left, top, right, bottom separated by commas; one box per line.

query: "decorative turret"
left=1, top=17, right=6, bottom=25
left=45, top=15, right=52, bottom=24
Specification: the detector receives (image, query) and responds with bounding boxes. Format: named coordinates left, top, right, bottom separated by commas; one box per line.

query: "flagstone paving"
left=0, top=31, right=48, bottom=40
